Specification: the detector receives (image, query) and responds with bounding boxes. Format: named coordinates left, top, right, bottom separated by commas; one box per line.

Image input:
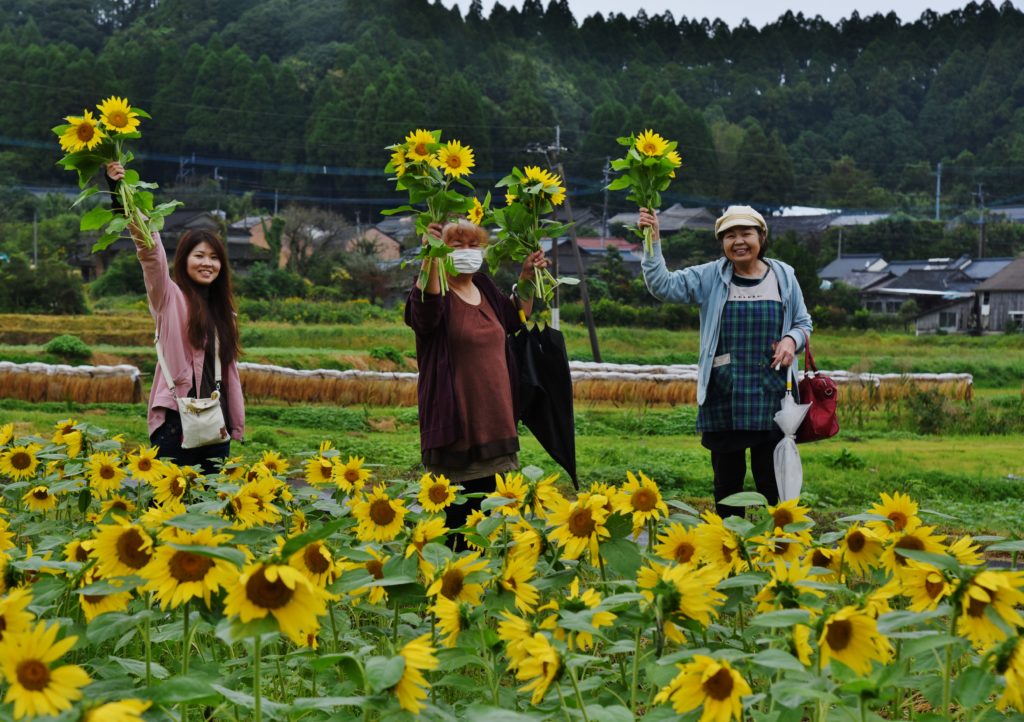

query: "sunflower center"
left=369, top=499, right=396, bottom=526
left=32, top=488, right=49, bottom=500
left=16, top=660, right=50, bottom=691
left=925, top=577, right=946, bottom=599
left=888, top=511, right=909, bottom=531
left=74, top=545, right=90, bottom=562
left=137, top=458, right=152, bottom=472
left=110, top=500, right=129, bottom=511
left=811, top=550, right=831, bottom=567
left=304, top=545, right=331, bottom=574
left=772, top=509, right=794, bottom=528
left=568, top=508, right=596, bottom=538
left=773, top=540, right=790, bottom=555
left=344, top=469, right=360, bottom=483
left=825, top=618, right=853, bottom=651
left=967, top=594, right=989, bottom=618
left=170, top=478, right=185, bottom=497
left=245, top=568, right=294, bottom=609
left=721, top=543, right=734, bottom=562
left=894, top=534, right=925, bottom=564
left=10, top=451, right=31, bottom=470
left=643, top=143, right=657, bottom=154
left=631, top=488, right=657, bottom=512
left=440, top=569, right=464, bottom=600
left=99, top=464, right=116, bottom=480
left=169, top=550, right=215, bottom=582
left=83, top=594, right=107, bottom=604
left=674, top=542, right=696, bottom=564
left=0, top=616, right=6, bottom=635
left=847, top=531, right=866, bottom=553
left=366, top=560, right=384, bottom=579
left=109, top=110, right=128, bottom=127
left=414, top=143, right=428, bottom=156
left=703, top=667, right=735, bottom=701
left=428, top=484, right=449, bottom=504
left=76, top=123, right=95, bottom=142
left=116, top=529, right=152, bottom=569
left=317, top=462, right=332, bottom=480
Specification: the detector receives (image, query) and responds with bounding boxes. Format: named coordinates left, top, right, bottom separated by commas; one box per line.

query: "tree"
left=279, top=206, right=350, bottom=278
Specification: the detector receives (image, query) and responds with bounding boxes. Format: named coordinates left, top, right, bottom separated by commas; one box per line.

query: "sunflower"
left=404, top=129, right=437, bottom=162
left=462, top=508, right=493, bottom=551
left=405, top=518, right=449, bottom=576
left=819, top=606, right=891, bottom=675
left=126, top=446, right=163, bottom=484
left=140, top=528, right=238, bottom=609
left=766, top=499, right=812, bottom=531
left=489, top=471, right=528, bottom=517
left=527, top=473, right=563, bottom=519
left=635, top=129, right=669, bottom=157
left=304, top=454, right=336, bottom=487
left=431, top=595, right=469, bottom=648
left=85, top=452, right=126, bottom=498
left=879, top=520, right=947, bottom=573
left=392, top=634, right=438, bottom=714
left=805, top=545, right=842, bottom=581
left=0, top=522, right=13, bottom=553
left=653, top=654, right=751, bottom=722
left=63, top=540, right=93, bottom=564
left=538, top=577, right=616, bottom=651
left=839, top=525, right=884, bottom=575
left=510, top=519, right=546, bottom=564
left=352, top=485, right=407, bottom=543
left=501, top=553, right=540, bottom=614
left=92, top=519, right=154, bottom=578
left=522, top=165, right=559, bottom=189
left=258, top=450, right=289, bottom=476
left=77, top=568, right=132, bottom=622
left=339, top=547, right=390, bottom=605
left=388, top=146, right=407, bottom=177
left=515, top=633, right=561, bottom=705
left=83, top=699, right=150, bottom=722
left=0, top=423, right=13, bottom=447
left=617, top=470, right=669, bottom=526
left=695, top=510, right=748, bottom=576
left=958, top=570, right=1024, bottom=648
left=638, top=561, right=726, bottom=629
left=505, top=192, right=517, bottom=206
left=426, top=551, right=490, bottom=604
left=150, top=464, right=191, bottom=506
left=334, top=455, right=371, bottom=493
left=22, top=486, right=58, bottom=513
left=0, top=589, right=35, bottom=643
left=547, top=492, right=610, bottom=560
left=0, top=444, right=41, bottom=480
left=51, top=419, right=82, bottom=458
left=289, top=540, right=340, bottom=588
left=59, top=110, right=106, bottom=152
left=948, top=535, right=984, bottom=566
left=418, top=473, right=456, bottom=513
left=96, top=96, right=141, bottom=134
left=867, top=491, right=920, bottom=539
left=0, top=621, right=91, bottom=720
left=752, top=530, right=808, bottom=565
left=437, top=140, right=475, bottom=178
left=497, top=610, right=535, bottom=668
left=229, top=476, right=283, bottom=528
left=753, top=558, right=825, bottom=614
left=467, top=197, right=484, bottom=224
left=792, top=624, right=814, bottom=666
left=666, top=149, right=683, bottom=178
left=996, top=636, right=1024, bottom=712
left=221, top=457, right=248, bottom=482
left=894, top=563, right=951, bottom=612
left=653, top=523, right=699, bottom=565
left=224, top=563, right=326, bottom=646
left=95, top=495, right=137, bottom=521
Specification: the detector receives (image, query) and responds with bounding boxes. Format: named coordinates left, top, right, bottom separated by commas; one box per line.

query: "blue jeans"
left=150, top=409, right=231, bottom=475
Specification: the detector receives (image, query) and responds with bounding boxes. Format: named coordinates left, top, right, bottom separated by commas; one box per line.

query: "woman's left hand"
left=771, top=337, right=798, bottom=368
left=519, top=250, right=549, bottom=281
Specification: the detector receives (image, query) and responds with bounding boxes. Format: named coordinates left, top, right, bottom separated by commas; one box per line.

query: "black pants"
left=444, top=475, right=495, bottom=550
left=150, top=410, right=231, bottom=476
left=710, top=438, right=780, bottom=518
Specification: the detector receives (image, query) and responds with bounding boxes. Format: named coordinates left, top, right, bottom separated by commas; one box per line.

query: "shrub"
left=236, top=262, right=308, bottom=300
left=369, top=345, right=404, bottom=366
left=44, top=334, right=92, bottom=362
left=89, top=252, right=146, bottom=297
left=0, top=253, right=86, bottom=314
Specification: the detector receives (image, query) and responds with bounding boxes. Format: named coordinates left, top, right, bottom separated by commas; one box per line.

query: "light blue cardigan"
left=641, top=241, right=814, bottom=406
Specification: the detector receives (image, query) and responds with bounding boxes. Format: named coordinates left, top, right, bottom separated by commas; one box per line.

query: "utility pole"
left=934, top=161, right=942, bottom=221
left=527, top=126, right=602, bottom=361
left=974, top=183, right=986, bottom=258
left=601, top=157, right=611, bottom=247
left=273, top=189, right=279, bottom=215
left=32, top=209, right=38, bottom=267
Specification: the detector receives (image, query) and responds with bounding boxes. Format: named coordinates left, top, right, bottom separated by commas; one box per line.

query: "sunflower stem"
left=943, top=605, right=959, bottom=718
left=143, top=596, right=152, bottom=687
left=554, top=678, right=574, bottom=722
left=181, top=601, right=190, bottom=722
left=329, top=603, right=340, bottom=653
left=629, top=628, right=642, bottom=714
left=254, top=634, right=263, bottom=722
left=567, top=664, right=591, bottom=722
left=392, top=601, right=400, bottom=646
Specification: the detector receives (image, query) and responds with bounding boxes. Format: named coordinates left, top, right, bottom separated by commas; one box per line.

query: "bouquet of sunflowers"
left=606, top=129, right=682, bottom=257
left=383, top=129, right=477, bottom=296
left=53, top=96, right=181, bottom=251
left=486, top=165, right=576, bottom=304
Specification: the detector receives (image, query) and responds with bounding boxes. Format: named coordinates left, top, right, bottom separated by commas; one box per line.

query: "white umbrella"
left=773, top=364, right=811, bottom=502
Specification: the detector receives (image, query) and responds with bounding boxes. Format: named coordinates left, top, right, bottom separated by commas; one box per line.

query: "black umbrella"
left=511, top=321, right=578, bottom=489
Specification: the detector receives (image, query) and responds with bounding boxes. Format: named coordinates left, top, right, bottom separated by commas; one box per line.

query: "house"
left=607, top=203, right=716, bottom=235
left=373, top=215, right=418, bottom=247
left=862, top=268, right=976, bottom=315
left=988, top=206, right=1024, bottom=224
left=974, top=255, right=1024, bottom=332
left=345, top=227, right=401, bottom=261
left=540, top=236, right=640, bottom=276
left=819, top=253, right=888, bottom=283
left=829, top=212, right=892, bottom=227
left=913, top=297, right=977, bottom=335
left=768, top=213, right=838, bottom=237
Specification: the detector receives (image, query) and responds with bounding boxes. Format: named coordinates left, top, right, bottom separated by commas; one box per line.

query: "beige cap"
left=715, top=205, right=768, bottom=237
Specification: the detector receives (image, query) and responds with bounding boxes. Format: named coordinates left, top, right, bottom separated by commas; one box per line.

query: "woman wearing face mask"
left=405, top=220, right=547, bottom=538
left=638, top=205, right=812, bottom=518
left=106, top=162, right=245, bottom=474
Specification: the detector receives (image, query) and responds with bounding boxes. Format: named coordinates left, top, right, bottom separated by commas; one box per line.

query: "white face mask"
left=450, top=248, right=483, bottom=275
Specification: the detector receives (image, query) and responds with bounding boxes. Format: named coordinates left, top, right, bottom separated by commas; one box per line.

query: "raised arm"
left=638, top=208, right=710, bottom=304
left=107, top=162, right=170, bottom=314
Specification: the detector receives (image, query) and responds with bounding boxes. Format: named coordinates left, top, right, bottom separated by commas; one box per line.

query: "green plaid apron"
left=697, top=291, right=785, bottom=432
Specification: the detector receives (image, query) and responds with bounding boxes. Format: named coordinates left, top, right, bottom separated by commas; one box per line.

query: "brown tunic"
left=426, top=291, right=518, bottom=480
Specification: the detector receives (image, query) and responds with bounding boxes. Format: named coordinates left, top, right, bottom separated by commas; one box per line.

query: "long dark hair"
left=172, top=229, right=241, bottom=364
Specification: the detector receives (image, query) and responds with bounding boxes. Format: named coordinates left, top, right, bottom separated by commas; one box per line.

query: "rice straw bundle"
left=0, top=361, right=142, bottom=403
left=239, top=363, right=418, bottom=406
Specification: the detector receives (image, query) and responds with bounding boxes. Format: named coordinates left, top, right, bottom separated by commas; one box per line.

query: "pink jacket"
left=138, top=235, right=245, bottom=440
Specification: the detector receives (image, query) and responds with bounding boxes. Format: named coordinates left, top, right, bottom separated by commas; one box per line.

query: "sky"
left=443, top=0, right=1024, bottom=28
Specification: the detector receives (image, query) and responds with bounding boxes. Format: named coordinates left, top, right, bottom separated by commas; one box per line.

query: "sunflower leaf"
left=279, top=517, right=348, bottom=560
left=719, top=491, right=768, bottom=508
left=165, top=512, right=232, bottom=532
left=893, top=549, right=959, bottom=571
left=365, top=655, right=406, bottom=694
left=144, top=675, right=221, bottom=705
left=71, top=185, right=100, bottom=207
left=80, top=206, right=114, bottom=231
left=750, top=609, right=812, bottom=628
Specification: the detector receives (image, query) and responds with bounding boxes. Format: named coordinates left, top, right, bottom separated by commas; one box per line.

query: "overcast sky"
left=443, top=0, right=1024, bottom=28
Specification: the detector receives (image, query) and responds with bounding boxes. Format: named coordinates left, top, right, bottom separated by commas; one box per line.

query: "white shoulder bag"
left=155, top=332, right=228, bottom=449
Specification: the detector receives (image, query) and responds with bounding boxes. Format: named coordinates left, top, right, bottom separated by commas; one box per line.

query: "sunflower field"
left=0, top=419, right=1023, bottom=722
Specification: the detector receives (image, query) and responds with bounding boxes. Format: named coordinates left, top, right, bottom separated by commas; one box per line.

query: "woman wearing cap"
left=638, top=205, right=812, bottom=518
left=405, top=220, right=547, bottom=542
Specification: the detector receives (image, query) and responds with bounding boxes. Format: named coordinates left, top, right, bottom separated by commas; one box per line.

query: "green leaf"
left=586, top=705, right=635, bottom=722
left=601, top=538, right=642, bottom=579
left=481, top=496, right=518, bottom=512
left=280, top=518, right=348, bottom=559
left=80, top=206, right=114, bottom=231
left=902, top=633, right=968, bottom=657
left=750, top=609, right=812, bottom=628
left=76, top=576, right=143, bottom=596
left=109, top=655, right=169, bottom=679
left=211, top=684, right=287, bottom=715
left=215, top=614, right=279, bottom=645
left=752, top=649, right=806, bottom=672
left=164, top=512, right=232, bottom=533
left=894, top=549, right=959, bottom=572
left=606, top=176, right=633, bottom=191
left=986, top=540, right=1024, bottom=552
left=145, top=675, right=220, bottom=705
left=291, top=696, right=369, bottom=711
left=716, top=572, right=770, bottom=590
left=123, top=168, right=140, bottom=185
left=953, top=666, right=996, bottom=709
left=132, top=106, right=152, bottom=119
left=462, top=706, right=540, bottom=722
left=71, top=185, right=100, bottom=207
left=365, top=655, right=405, bottom=694
left=718, top=492, right=768, bottom=508
left=87, top=611, right=152, bottom=645
left=167, top=543, right=246, bottom=568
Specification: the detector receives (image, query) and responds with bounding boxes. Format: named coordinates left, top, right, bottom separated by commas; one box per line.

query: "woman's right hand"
left=106, top=162, right=125, bottom=182
left=423, top=222, right=443, bottom=245
left=638, top=208, right=660, bottom=242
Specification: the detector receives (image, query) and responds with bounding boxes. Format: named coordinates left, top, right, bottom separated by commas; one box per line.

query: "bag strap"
left=154, top=330, right=221, bottom=398
left=799, top=330, right=818, bottom=373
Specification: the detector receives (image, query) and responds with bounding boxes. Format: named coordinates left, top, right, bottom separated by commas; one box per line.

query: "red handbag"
left=796, top=336, right=839, bottom=443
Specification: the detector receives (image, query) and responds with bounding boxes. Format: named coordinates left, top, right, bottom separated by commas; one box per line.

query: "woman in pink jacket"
left=108, top=163, right=245, bottom=473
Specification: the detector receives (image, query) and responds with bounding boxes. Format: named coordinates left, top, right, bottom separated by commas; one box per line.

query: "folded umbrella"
left=773, top=364, right=811, bottom=502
